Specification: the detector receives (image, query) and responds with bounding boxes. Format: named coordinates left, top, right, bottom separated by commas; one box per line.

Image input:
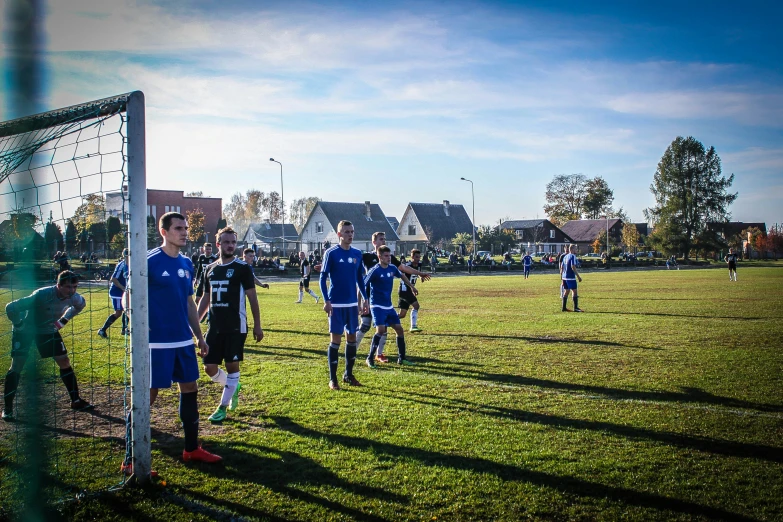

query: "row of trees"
left=544, top=174, right=627, bottom=226
left=222, top=189, right=320, bottom=233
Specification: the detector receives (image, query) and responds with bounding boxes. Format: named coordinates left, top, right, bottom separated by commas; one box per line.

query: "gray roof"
left=561, top=219, right=622, bottom=242
left=386, top=216, right=399, bottom=230
left=316, top=202, right=399, bottom=241
left=405, top=202, right=474, bottom=242
left=500, top=219, right=546, bottom=230
left=247, top=222, right=299, bottom=242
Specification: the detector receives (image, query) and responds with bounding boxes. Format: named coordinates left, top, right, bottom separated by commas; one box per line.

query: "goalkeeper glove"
left=54, top=317, right=69, bottom=330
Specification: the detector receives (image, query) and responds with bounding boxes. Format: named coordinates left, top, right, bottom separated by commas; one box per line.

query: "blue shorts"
left=371, top=307, right=401, bottom=327
left=110, top=294, right=123, bottom=311
left=150, top=345, right=200, bottom=389
left=328, top=306, right=360, bottom=335
left=563, top=279, right=578, bottom=290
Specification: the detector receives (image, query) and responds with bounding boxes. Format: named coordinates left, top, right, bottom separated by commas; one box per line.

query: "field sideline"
left=1, top=266, right=782, bottom=521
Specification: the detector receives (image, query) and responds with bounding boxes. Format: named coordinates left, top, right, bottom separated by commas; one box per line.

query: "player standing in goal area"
left=197, top=227, right=264, bottom=423
left=319, top=220, right=368, bottom=391
left=98, top=248, right=129, bottom=338
left=397, top=249, right=425, bottom=333
left=3, top=271, right=94, bottom=421
left=295, top=251, right=320, bottom=303
left=560, top=244, right=584, bottom=312
left=122, top=212, right=221, bottom=476
left=365, top=246, right=417, bottom=368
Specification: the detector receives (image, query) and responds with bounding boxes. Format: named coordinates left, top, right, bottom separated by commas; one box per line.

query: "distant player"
left=726, top=248, right=738, bottom=282
left=98, top=248, right=129, bottom=338
left=319, top=220, right=368, bottom=390
left=122, top=212, right=221, bottom=477
left=295, top=251, right=320, bottom=303
left=197, top=228, right=264, bottom=423
left=3, top=271, right=93, bottom=421
left=522, top=251, right=533, bottom=279
left=365, top=246, right=417, bottom=367
left=241, top=248, right=270, bottom=289
left=560, top=244, right=583, bottom=312
left=398, top=249, right=424, bottom=333
left=194, top=242, right=217, bottom=301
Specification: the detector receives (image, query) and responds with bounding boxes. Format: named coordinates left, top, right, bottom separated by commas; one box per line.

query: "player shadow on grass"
left=244, top=346, right=315, bottom=360
left=415, top=364, right=783, bottom=414
left=362, top=389, right=783, bottom=464
left=588, top=310, right=763, bottom=321
left=270, top=415, right=757, bottom=522
left=433, top=332, right=658, bottom=351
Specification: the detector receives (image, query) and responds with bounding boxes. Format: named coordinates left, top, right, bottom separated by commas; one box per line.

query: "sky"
left=2, top=0, right=782, bottom=228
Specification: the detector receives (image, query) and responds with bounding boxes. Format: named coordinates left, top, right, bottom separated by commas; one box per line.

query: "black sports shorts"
left=11, top=330, right=68, bottom=359
left=203, top=329, right=247, bottom=365
left=397, top=292, right=418, bottom=310
left=299, top=276, right=311, bottom=289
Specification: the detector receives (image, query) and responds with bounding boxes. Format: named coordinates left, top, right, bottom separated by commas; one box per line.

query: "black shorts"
left=299, top=276, right=310, bottom=289
left=11, top=330, right=68, bottom=359
left=728, top=262, right=737, bottom=270
left=398, top=293, right=418, bottom=310
left=203, top=329, right=247, bottom=365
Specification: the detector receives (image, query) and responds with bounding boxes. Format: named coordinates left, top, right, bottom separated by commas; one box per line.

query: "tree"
left=44, top=220, right=64, bottom=253
left=185, top=191, right=204, bottom=197
left=583, top=177, right=614, bottom=219
left=147, top=216, right=159, bottom=248
left=289, top=196, right=321, bottom=231
left=264, top=191, right=282, bottom=222
left=741, top=226, right=764, bottom=259
left=72, top=194, right=107, bottom=234
left=768, top=226, right=783, bottom=260
left=645, top=136, right=736, bottom=259
left=621, top=222, right=640, bottom=253
left=452, top=232, right=472, bottom=254
left=186, top=208, right=206, bottom=244
left=64, top=220, right=77, bottom=252
left=215, top=217, right=227, bottom=233
left=106, top=216, right=122, bottom=243
left=477, top=225, right=516, bottom=253
left=544, top=174, right=587, bottom=226
left=110, top=224, right=127, bottom=254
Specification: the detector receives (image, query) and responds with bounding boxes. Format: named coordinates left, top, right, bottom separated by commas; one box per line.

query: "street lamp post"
left=269, top=158, right=285, bottom=256
left=460, top=177, right=476, bottom=258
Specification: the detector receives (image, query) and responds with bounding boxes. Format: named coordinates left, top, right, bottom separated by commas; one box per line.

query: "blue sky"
left=3, top=0, right=782, bottom=227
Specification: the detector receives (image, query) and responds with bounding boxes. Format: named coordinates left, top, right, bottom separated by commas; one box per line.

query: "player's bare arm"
left=110, top=277, right=126, bottom=293
left=245, top=287, right=264, bottom=342
left=253, top=276, right=270, bottom=289
left=399, top=273, right=419, bottom=296
left=398, top=263, right=431, bottom=281
left=187, top=296, right=208, bottom=357
left=196, top=287, right=211, bottom=321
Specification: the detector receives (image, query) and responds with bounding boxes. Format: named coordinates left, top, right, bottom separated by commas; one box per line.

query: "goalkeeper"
left=3, top=270, right=94, bottom=421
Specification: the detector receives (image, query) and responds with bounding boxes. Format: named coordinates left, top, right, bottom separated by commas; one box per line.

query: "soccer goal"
left=0, top=91, right=152, bottom=515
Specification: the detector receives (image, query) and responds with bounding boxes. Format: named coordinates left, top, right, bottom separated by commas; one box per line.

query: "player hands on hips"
left=197, top=227, right=264, bottom=424
left=319, top=220, right=368, bottom=391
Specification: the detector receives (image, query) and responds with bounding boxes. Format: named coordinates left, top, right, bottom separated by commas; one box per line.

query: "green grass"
left=1, top=266, right=782, bottom=521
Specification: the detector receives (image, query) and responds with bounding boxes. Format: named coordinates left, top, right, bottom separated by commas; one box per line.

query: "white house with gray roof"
left=396, top=201, right=474, bottom=253
left=299, top=201, right=399, bottom=254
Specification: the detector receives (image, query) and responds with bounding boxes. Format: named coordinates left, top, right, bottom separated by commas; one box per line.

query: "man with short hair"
left=98, top=248, right=129, bottom=338
left=522, top=251, right=533, bottom=279
left=242, top=248, right=270, bottom=289
left=121, top=212, right=221, bottom=477
left=398, top=249, right=425, bottom=333
left=560, top=244, right=583, bottom=312
left=726, top=248, right=738, bottom=281
left=319, top=221, right=368, bottom=390
left=198, top=228, right=264, bottom=423
left=295, top=251, right=320, bottom=303
left=3, top=270, right=93, bottom=421
left=194, top=242, right=217, bottom=301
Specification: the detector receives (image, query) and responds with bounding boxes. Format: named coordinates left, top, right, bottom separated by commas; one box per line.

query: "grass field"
left=1, top=265, right=782, bottom=521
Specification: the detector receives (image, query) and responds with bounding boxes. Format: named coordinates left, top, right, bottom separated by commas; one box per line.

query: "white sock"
left=377, top=333, right=388, bottom=356
left=298, top=289, right=304, bottom=301
left=209, top=368, right=227, bottom=386
left=221, top=371, right=240, bottom=407
left=356, top=317, right=371, bottom=345
left=308, top=289, right=318, bottom=299
left=411, top=309, right=418, bottom=327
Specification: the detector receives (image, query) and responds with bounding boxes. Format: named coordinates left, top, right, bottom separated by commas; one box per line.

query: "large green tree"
left=645, top=136, right=736, bottom=259
left=543, top=174, right=587, bottom=226
left=583, top=177, right=614, bottom=219
left=289, top=196, right=321, bottom=231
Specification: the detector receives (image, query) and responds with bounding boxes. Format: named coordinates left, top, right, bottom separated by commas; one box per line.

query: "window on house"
left=316, top=222, right=324, bottom=233
left=408, top=225, right=417, bottom=235
left=175, top=206, right=181, bottom=213
left=550, top=230, right=555, bottom=239
left=147, top=205, right=156, bottom=219
left=164, top=205, right=170, bottom=213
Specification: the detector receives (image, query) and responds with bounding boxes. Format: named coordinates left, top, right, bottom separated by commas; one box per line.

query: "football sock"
left=377, top=333, right=388, bottom=357
left=397, top=336, right=407, bottom=362
left=308, top=289, right=318, bottom=300
left=574, top=296, right=579, bottom=309
left=355, top=317, right=371, bottom=345
left=60, top=366, right=80, bottom=402
left=328, top=343, right=339, bottom=382
left=121, top=313, right=128, bottom=331
left=368, top=334, right=381, bottom=362
left=101, top=314, right=118, bottom=331
left=411, top=309, right=419, bottom=328
left=209, top=368, right=228, bottom=386
left=4, top=370, right=20, bottom=412
left=179, top=391, right=199, bottom=452
left=562, top=295, right=568, bottom=311
left=345, top=342, right=357, bottom=377
left=298, top=289, right=304, bottom=301
left=221, top=372, right=239, bottom=407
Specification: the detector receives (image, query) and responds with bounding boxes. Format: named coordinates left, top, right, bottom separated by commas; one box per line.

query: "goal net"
left=0, top=91, right=150, bottom=517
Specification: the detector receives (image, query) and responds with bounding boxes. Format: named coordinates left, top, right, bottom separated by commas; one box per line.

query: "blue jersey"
left=363, top=264, right=402, bottom=309
left=109, top=259, right=128, bottom=297
left=319, top=245, right=367, bottom=307
left=147, top=248, right=195, bottom=349
left=561, top=253, right=577, bottom=280
left=523, top=255, right=532, bottom=267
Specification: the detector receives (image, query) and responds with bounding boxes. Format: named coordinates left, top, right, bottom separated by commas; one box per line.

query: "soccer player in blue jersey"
left=121, top=212, right=221, bottom=478
left=364, top=246, right=417, bottom=367
left=522, top=251, right=533, bottom=279
left=560, top=244, right=583, bottom=312
left=98, top=249, right=129, bottom=338
left=319, top=220, right=368, bottom=391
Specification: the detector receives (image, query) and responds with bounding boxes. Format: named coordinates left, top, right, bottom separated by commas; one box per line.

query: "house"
left=386, top=216, right=400, bottom=231
left=243, top=221, right=300, bottom=255
left=498, top=219, right=573, bottom=254
left=0, top=214, right=45, bottom=260
left=560, top=219, right=623, bottom=254
left=395, top=201, right=474, bottom=253
left=708, top=221, right=767, bottom=258
left=299, top=201, right=399, bottom=254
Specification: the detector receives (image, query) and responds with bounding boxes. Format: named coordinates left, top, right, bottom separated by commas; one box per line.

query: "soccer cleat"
left=229, top=382, right=241, bottom=411
left=342, top=374, right=362, bottom=386
left=574, top=308, right=585, bottom=313
left=121, top=462, right=158, bottom=478
left=562, top=308, right=572, bottom=312
left=121, top=329, right=128, bottom=336
left=375, top=354, right=389, bottom=364
left=397, top=359, right=415, bottom=366
left=1, top=409, right=14, bottom=422
left=315, top=296, right=320, bottom=303
left=70, top=398, right=94, bottom=411
left=294, top=300, right=303, bottom=304
left=97, top=329, right=108, bottom=339
left=208, top=405, right=227, bottom=423
left=366, top=359, right=377, bottom=369
left=329, top=380, right=340, bottom=391
left=182, top=446, right=222, bottom=463
left=409, top=326, right=422, bottom=332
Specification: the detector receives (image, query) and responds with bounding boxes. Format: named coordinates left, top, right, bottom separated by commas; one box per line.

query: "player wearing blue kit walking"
left=560, top=244, right=584, bottom=312
left=98, top=248, right=129, bottom=338
left=522, top=252, right=533, bottom=279
left=319, top=221, right=368, bottom=391
left=364, top=246, right=417, bottom=367
left=121, top=212, right=221, bottom=479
